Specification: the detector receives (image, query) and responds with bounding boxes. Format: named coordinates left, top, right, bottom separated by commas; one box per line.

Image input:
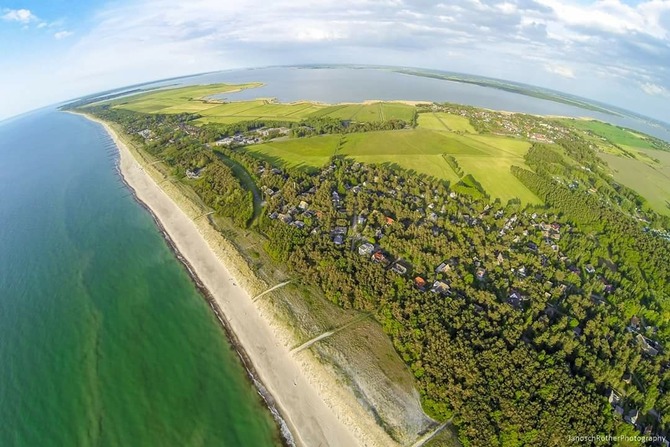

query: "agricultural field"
left=305, top=102, right=415, bottom=123
left=110, top=83, right=262, bottom=114
left=111, top=83, right=418, bottom=125
left=558, top=118, right=655, bottom=149
left=415, top=115, right=538, bottom=203
left=417, top=112, right=477, bottom=133
left=243, top=128, right=540, bottom=204
left=245, top=135, right=342, bottom=172
left=599, top=149, right=670, bottom=216
left=447, top=134, right=539, bottom=204
left=573, top=119, right=670, bottom=216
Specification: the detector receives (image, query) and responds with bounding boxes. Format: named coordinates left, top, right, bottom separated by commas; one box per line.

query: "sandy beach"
left=76, top=113, right=400, bottom=447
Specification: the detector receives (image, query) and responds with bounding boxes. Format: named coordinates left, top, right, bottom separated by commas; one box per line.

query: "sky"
left=1, top=0, right=669, bottom=122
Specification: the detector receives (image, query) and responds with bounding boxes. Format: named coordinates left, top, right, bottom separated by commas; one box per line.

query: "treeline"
left=195, top=115, right=412, bottom=140
left=291, top=116, right=411, bottom=137
left=87, top=106, right=254, bottom=227
left=443, top=154, right=464, bottom=178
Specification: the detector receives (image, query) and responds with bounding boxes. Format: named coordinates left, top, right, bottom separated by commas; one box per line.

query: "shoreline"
left=73, top=111, right=397, bottom=447
left=111, top=160, right=296, bottom=447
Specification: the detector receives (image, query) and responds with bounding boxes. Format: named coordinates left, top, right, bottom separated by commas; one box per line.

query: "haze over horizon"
left=1, top=0, right=669, bottom=122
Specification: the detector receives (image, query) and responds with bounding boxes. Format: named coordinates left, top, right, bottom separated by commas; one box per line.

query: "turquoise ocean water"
left=0, top=109, right=279, bottom=446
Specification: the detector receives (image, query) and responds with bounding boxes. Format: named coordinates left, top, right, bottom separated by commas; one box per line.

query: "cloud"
left=54, top=31, right=74, bottom=40
left=1, top=8, right=38, bottom=24
left=544, top=63, right=575, bottom=79
left=2, top=0, right=670, bottom=122
left=640, top=82, right=670, bottom=97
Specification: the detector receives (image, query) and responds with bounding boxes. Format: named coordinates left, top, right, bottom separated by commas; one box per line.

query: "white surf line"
left=252, top=280, right=292, bottom=302
left=290, top=314, right=371, bottom=355
left=410, top=421, right=449, bottom=447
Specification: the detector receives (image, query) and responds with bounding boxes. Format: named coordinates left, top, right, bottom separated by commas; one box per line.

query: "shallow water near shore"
left=0, top=109, right=279, bottom=446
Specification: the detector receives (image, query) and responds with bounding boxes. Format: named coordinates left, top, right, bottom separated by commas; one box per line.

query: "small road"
left=410, top=421, right=450, bottom=447
left=252, top=280, right=292, bottom=302
left=194, top=211, right=214, bottom=220
left=290, top=313, right=371, bottom=354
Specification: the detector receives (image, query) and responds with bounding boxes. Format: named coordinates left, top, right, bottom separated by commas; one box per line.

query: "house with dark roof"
left=609, top=389, right=622, bottom=405
left=391, top=262, right=408, bottom=275
left=637, top=334, right=659, bottom=356
left=358, top=242, right=375, bottom=256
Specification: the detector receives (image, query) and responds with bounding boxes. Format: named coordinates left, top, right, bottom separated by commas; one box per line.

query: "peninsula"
left=67, top=80, right=670, bottom=447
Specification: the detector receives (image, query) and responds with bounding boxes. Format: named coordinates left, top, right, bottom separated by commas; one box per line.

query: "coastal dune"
left=80, top=114, right=401, bottom=447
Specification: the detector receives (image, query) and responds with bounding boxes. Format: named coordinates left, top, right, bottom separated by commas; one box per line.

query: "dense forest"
left=79, top=103, right=670, bottom=446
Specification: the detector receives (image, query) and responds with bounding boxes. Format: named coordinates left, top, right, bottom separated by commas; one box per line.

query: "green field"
left=111, top=83, right=262, bottom=114
left=559, top=118, right=655, bottom=149
left=310, top=103, right=416, bottom=123
left=244, top=129, right=540, bottom=204
left=418, top=112, right=476, bottom=133
left=246, top=135, right=342, bottom=171
left=599, top=150, right=670, bottom=216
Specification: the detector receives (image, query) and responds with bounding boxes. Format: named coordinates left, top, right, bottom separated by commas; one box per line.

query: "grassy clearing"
left=199, top=100, right=268, bottom=116
left=418, top=112, right=476, bottom=133
left=599, top=152, right=670, bottom=216
left=381, top=103, right=417, bottom=122
left=559, top=118, right=655, bottom=149
left=311, top=103, right=416, bottom=123
left=352, top=154, right=462, bottom=183
left=314, top=104, right=365, bottom=121
left=245, top=135, right=342, bottom=171
left=638, top=148, right=670, bottom=178
left=194, top=100, right=323, bottom=123
left=460, top=134, right=530, bottom=156
left=338, top=131, right=538, bottom=203
left=439, top=113, right=477, bottom=133
left=340, top=129, right=486, bottom=156
left=456, top=156, right=539, bottom=204
left=417, top=113, right=449, bottom=131
left=450, top=134, right=539, bottom=204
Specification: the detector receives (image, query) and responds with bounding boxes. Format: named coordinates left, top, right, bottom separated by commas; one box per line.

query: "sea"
left=0, top=109, right=279, bottom=446
left=1, top=66, right=667, bottom=447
